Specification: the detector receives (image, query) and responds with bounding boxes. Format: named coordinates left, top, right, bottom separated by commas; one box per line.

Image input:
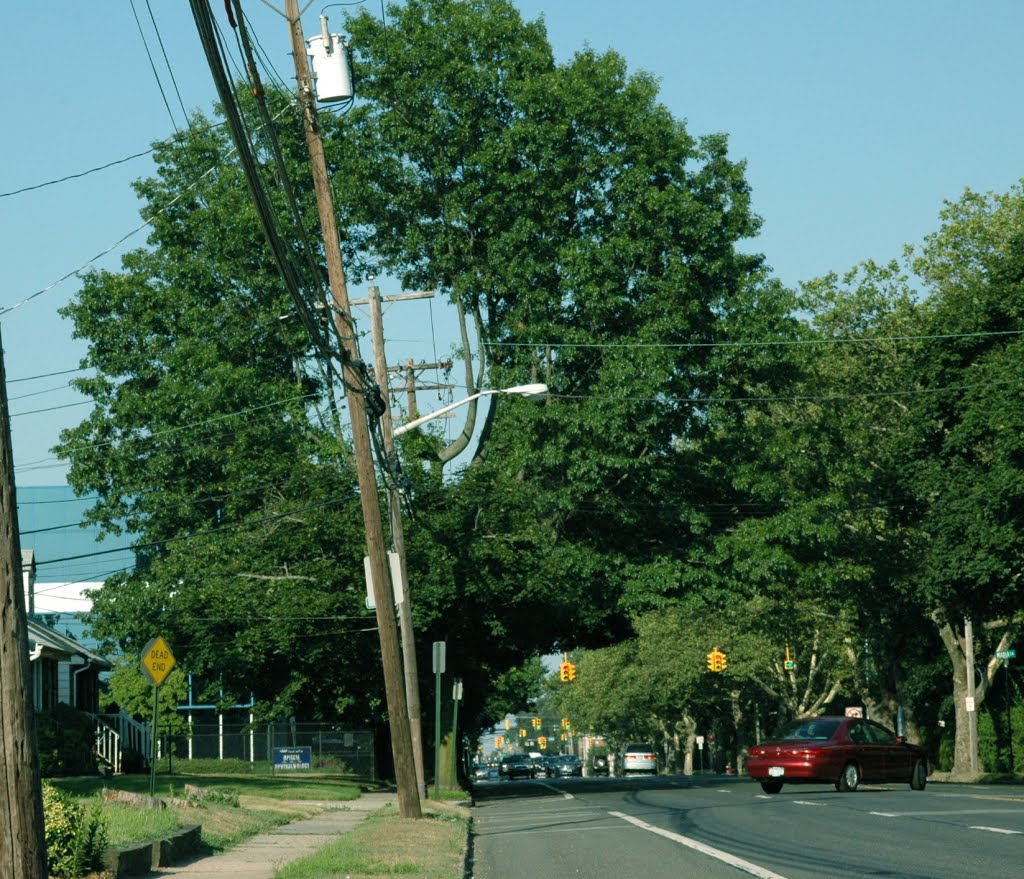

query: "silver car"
left=621, top=743, right=658, bottom=775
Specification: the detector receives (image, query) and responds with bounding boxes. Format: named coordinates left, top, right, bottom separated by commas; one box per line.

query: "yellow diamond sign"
left=141, top=636, right=176, bottom=686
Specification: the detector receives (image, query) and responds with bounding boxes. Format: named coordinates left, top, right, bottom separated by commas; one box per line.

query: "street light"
left=393, top=383, right=548, bottom=437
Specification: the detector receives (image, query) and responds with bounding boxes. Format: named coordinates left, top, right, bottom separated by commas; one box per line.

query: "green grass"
left=274, top=803, right=469, bottom=879
left=51, top=769, right=362, bottom=803
left=48, top=766, right=363, bottom=853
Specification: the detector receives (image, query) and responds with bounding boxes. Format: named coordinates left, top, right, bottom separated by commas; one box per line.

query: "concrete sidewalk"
left=153, top=791, right=396, bottom=878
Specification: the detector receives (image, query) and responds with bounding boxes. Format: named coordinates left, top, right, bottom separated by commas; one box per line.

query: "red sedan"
left=746, top=716, right=928, bottom=794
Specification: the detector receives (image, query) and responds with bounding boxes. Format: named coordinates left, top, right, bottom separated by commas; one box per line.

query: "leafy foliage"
left=42, top=783, right=108, bottom=879
left=36, top=704, right=101, bottom=778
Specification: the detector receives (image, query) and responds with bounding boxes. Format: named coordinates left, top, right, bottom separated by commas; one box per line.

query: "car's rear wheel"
left=760, top=780, right=783, bottom=794
left=836, top=762, right=860, bottom=792
left=910, top=759, right=927, bottom=791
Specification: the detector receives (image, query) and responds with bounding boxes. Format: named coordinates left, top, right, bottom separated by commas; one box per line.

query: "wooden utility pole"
left=0, top=332, right=48, bottom=878
left=285, top=0, right=421, bottom=818
left=367, top=285, right=426, bottom=797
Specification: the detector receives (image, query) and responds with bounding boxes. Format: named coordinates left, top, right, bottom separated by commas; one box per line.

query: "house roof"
left=27, top=617, right=112, bottom=669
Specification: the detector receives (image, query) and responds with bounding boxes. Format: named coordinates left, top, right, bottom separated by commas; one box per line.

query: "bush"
left=42, top=783, right=109, bottom=879
left=120, top=747, right=149, bottom=774
left=36, top=704, right=100, bottom=777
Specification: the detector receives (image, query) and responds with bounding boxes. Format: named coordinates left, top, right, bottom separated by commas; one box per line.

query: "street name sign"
left=996, top=649, right=1016, bottom=660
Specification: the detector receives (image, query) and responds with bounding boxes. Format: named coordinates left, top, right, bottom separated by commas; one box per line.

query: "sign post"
left=432, top=641, right=446, bottom=798
left=997, top=649, right=1016, bottom=773
left=140, top=636, right=176, bottom=797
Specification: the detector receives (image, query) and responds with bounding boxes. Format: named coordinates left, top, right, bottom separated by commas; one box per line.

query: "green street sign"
left=996, top=649, right=1016, bottom=660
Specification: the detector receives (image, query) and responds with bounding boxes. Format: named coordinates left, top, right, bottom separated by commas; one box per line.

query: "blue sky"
left=3, top=0, right=1022, bottom=487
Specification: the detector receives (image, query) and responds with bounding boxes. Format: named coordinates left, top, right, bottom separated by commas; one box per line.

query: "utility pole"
left=0, top=332, right=48, bottom=879
left=367, top=284, right=426, bottom=798
left=284, top=0, right=420, bottom=818
left=965, top=617, right=980, bottom=775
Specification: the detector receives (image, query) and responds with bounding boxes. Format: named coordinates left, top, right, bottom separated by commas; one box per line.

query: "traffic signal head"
left=706, top=648, right=727, bottom=672
left=566, top=662, right=576, bottom=681
left=560, top=662, right=570, bottom=682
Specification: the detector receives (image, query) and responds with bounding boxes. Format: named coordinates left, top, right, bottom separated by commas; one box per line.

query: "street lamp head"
left=500, top=383, right=548, bottom=399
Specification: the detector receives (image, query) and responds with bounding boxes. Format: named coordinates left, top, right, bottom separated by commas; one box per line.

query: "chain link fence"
left=159, top=718, right=376, bottom=778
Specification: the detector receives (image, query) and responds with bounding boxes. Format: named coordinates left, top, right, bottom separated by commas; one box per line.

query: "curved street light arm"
left=392, top=383, right=547, bottom=437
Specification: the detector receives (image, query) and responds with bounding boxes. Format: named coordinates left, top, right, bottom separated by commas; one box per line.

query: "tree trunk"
left=935, top=613, right=983, bottom=776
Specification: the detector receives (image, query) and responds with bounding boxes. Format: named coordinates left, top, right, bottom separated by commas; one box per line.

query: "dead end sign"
left=141, top=636, right=176, bottom=686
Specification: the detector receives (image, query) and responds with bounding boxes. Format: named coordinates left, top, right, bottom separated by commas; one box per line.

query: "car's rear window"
left=624, top=744, right=654, bottom=752
left=777, top=720, right=840, bottom=741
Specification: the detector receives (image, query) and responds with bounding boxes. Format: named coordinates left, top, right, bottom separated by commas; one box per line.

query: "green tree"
left=336, top=0, right=798, bottom=688
left=56, top=99, right=383, bottom=722
left=896, top=184, right=1024, bottom=773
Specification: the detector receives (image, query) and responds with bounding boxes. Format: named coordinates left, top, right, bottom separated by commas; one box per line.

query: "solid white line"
left=792, top=801, right=828, bottom=807
left=609, top=811, right=792, bottom=879
left=870, top=812, right=899, bottom=818
left=970, top=826, right=1022, bottom=835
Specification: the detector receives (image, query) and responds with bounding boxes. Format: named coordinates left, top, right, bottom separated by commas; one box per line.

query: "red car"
left=746, top=716, right=928, bottom=794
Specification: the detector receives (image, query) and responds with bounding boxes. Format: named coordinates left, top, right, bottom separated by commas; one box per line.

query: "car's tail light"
left=797, top=748, right=827, bottom=758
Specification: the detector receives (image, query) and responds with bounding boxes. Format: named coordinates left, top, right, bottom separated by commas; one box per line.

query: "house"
left=23, top=549, right=112, bottom=713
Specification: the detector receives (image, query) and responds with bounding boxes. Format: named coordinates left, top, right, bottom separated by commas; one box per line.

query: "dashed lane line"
left=970, top=826, right=1022, bottom=835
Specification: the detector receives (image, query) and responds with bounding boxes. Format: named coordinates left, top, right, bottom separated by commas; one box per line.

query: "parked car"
left=590, top=754, right=610, bottom=776
left=746, top=716, right=929, bottom=794
left=549, top=755, right=583, bottom=777
left=621, top=743, right=658, bottom=775
left=498, top=754, right=533, bottom=780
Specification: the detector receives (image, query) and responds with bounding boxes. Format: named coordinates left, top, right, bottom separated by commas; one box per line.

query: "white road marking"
left=609, top=811, right=792, bottom=879
left=792, top=800, right=828, bottom=807
left=870, top=812, right=899, bottom=818
left=536, top=781, right=574, bottom=799
left=970, top=826, right=1022, bottom=835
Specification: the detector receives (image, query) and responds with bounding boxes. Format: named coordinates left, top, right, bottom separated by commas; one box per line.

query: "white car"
left=621, top=743, right=658, bottom=775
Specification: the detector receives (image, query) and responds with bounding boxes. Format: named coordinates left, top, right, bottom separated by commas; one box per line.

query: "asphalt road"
left=469, top=774, right=1024, bottom=879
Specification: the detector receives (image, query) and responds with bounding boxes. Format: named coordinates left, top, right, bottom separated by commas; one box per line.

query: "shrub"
left=120, top=747, right=149, bottom=774
left=42, top=783, right=109, bottom=879
left=36, top=704, right=99, bottom=777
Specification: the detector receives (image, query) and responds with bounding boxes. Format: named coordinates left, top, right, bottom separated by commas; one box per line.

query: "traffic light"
left=505, top=717, right=512, bottom=730
left=519, top=727, right=527, bottom=738
left=566, top=662, right=576, bottom=681
left=560, top=717, right=570, bottom=729
left=532, top=717, right=542, bottom=729
left=495, top=736, right=504, bottom=748
left=706, top=648, right=727, bottom=672
left=538, top=736, right=547, bottom=749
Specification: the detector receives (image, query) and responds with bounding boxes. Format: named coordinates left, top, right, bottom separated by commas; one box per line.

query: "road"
left=469, top=774, right=1024, bottom=879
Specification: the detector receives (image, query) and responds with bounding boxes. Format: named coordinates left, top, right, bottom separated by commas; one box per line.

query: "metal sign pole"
left=150, top=684, right=159, bottom=797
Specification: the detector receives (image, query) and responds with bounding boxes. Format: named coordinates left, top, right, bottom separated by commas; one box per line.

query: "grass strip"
left=274, top=802, right=469, bottom=879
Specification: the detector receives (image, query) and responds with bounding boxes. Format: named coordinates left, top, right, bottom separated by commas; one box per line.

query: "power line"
left=33, top=491, right=354, bottom=569
left=0, top=151, right=155, bottom=199
left=129, top=0, right=182, bottom=131
left=484, top=329, right=1024, bottom=351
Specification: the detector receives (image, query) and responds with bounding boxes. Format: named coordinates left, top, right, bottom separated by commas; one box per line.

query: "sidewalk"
left=153, top=791, right=396, bottom=878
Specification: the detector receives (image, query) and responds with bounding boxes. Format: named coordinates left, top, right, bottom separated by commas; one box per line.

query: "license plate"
left=768, top=766, right=785, bottom=777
